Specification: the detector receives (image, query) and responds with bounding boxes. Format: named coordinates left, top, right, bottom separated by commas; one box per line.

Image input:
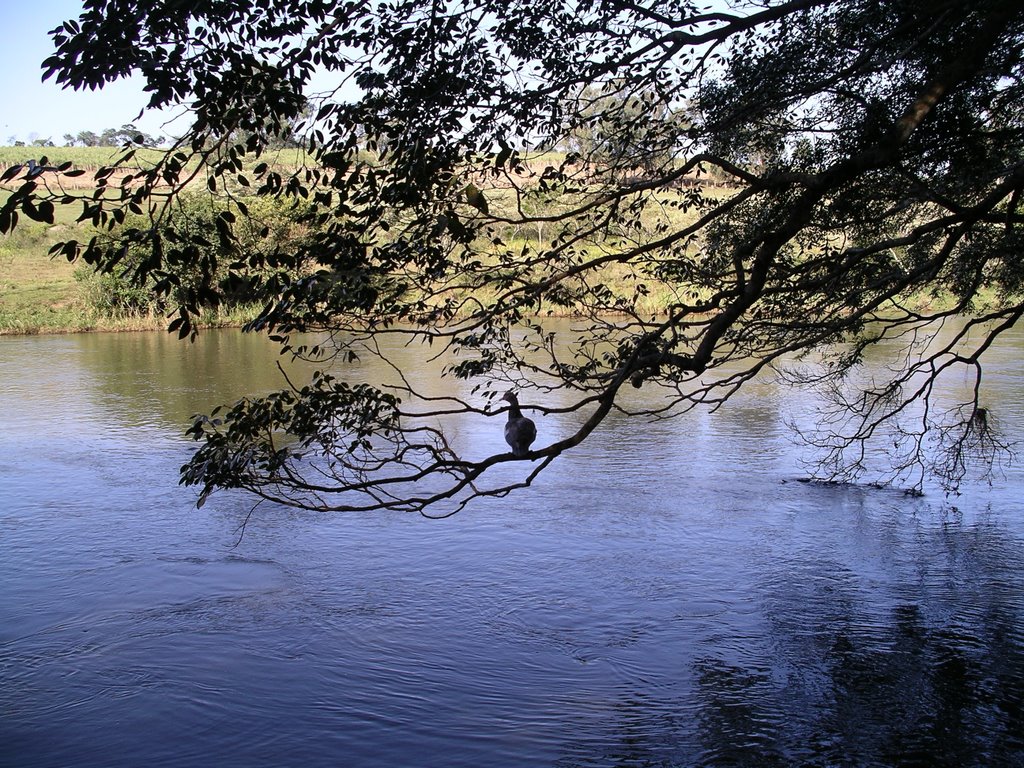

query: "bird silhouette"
left=25, top=159, right=60, bottom=180
left=501, top=391, right=537, bottom=458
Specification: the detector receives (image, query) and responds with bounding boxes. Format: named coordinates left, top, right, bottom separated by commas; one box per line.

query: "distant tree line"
left=61, top=124, right=162, bottom=147
left=36, top=111, right=308, bottom=150
left=5, top=124, right=163, bottom=148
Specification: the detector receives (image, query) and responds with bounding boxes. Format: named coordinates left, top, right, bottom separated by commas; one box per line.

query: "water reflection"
left=751, top=509, right=1024, bottom=767
left=0, top=324, right=1022, bottom=768
left=75, top=329, right=298, bottom=426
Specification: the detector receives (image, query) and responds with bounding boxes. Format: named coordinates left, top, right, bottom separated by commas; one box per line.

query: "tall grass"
left=0, top=146, right=164, bottom=170
left=0, top=145, right=315, bottom=181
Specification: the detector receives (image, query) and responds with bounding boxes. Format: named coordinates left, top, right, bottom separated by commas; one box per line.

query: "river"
left=1, top=323, right=1023, bottom=767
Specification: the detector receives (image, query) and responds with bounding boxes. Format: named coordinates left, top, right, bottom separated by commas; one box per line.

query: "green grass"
left=0, top=209, right=87, bottom=333
left=0, top=145, right=165, bottom=170
left=0, top=239, right=261, bottom=334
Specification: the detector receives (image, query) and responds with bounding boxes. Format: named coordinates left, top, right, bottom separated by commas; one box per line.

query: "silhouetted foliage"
left=75, top=191, right=316, bottom=316
left=2, top=0, right=1022, bottom=513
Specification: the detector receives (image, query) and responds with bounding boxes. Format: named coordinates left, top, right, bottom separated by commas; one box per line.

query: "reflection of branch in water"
left=693, top=658, right=787, bottom=766
left=747, top=525, right=1024, bottom=766
left=783, top=308, right=1022, bottom=493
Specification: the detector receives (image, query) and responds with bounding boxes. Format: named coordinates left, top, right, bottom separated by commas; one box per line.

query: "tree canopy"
left=3, top=0, right=1023, bottom=514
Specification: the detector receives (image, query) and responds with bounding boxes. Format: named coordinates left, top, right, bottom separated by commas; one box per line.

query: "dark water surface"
left=1, top=326, right=1023, bottom=767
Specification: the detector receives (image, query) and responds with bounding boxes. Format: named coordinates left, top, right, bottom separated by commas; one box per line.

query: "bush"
left=75, top=262, right=157, bottom=317
left=77, top=191, right=316, bottom=318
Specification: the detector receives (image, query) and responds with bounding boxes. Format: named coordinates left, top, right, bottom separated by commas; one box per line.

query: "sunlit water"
left=1, top=325, right=1023, bottom=767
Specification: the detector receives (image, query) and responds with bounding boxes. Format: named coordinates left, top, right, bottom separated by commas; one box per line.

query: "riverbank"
left=0, top=246, right=257, bottom=335
left=0, top=149, right=969, bottom=336
left=0, top=213, right=98, bottom=333
left=0, top=190, right=259, bottom=335
left=0, top=232, right=969, bottom=337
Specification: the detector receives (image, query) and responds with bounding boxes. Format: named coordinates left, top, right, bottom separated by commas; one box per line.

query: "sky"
left=0, top=0, right=173, bottom=144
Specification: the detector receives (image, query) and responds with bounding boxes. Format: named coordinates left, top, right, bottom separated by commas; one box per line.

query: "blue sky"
left=0, top=0, right=171, bottom=144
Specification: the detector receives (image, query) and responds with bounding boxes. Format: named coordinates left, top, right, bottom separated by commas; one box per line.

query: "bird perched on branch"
left=501, top=391, right=536, bottom=458
left=25, top=159, right=60, bottom=180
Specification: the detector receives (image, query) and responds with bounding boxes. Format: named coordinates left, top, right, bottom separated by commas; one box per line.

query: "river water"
left=1, top=324, right=1023, bottom=767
